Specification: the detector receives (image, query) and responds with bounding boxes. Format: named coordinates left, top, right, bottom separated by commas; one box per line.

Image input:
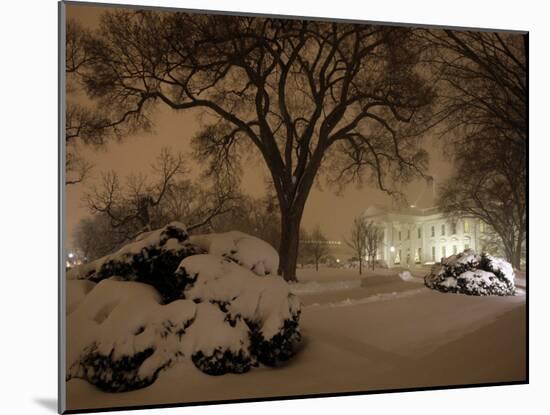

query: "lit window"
left=395, top=249, right=401, bottom=264
left=479, top=221, right=485, bottom=233
left=464, top=220, right=470, bottom=233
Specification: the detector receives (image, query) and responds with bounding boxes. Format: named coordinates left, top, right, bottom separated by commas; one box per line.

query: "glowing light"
left=390, top=246, right=395, bottom=253
left=68, top=252, right=74, bottom=259
left=336, top=258, right=340, bottom=263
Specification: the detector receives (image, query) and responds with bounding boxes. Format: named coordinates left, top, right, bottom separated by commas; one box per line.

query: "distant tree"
left=365, top=221, right=384, bottom=270
left=73, top=214, right=125, bottom=261
left=345, top=216, right=368, bottom=275
left=209, top=191, right=281, bottom=250
left=85, top=148, right=239, bottom=243
left=438, top=155, right=526, bottom=270
left=424, top=30, right=527, bottom=269
left=297, top=227, right=312, bottom=267
left=75, top=12, right=435, bottom=280
left=308, top=225, right=330, bottom=272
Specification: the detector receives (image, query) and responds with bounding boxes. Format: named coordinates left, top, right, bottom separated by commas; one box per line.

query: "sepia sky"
left=65, top=4, right=454, bottom=247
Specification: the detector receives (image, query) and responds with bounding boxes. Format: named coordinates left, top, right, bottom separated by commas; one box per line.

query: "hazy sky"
left=65, top=4, right=453, bottom=247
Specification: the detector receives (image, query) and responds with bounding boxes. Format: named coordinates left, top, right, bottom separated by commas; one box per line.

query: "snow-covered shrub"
left=424, top=249, right=515, bottom=296
left=190, top=231, right=279, bottom=276
left=67, top=230, right=301, bottom=392
left=67, top=222, right=205, bottom=303
left=399, top=270, right=413, bottom=281
left=67, top=279, right=255, bottom=391
left=176, top=254, right=301, bottom=366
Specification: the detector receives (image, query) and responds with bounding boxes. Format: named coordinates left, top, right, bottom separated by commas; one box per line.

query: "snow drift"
left=424, top=250, right=515, bottom=296
left=66, top=223, right=301, bottom=392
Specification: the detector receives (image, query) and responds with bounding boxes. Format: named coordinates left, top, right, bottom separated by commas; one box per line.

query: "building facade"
left=363, top=205, right=484, bottom=268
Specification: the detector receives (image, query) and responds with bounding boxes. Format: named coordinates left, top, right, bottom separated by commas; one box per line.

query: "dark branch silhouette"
left=74, top=11, right=436, bottom=280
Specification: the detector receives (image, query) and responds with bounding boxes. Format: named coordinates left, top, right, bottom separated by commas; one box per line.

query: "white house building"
left=363, top=205, right=484, bottom=268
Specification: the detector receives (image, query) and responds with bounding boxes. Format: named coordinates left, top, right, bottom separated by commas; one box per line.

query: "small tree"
left=85, top=148, right=239, bottom=243
left=73, top=214, right=126, bottom=261
left=345, top=216, right=368, bottom=275
left=309, top=225, right=330, bottom=272
left=297, top=227, right=312, bottom=268
left=365, top=221, right=384, bottom=270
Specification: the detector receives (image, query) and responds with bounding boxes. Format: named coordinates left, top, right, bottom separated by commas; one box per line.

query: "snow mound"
left=67, top=222, right=205, bottom=302
left=190, top=231, right=279, bottom=276
left=399, top=271, right=413, bottom=281
left=424, top=250, right=515, bottom=296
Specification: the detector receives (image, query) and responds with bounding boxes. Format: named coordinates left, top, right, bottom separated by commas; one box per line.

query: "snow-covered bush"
left=424, top=249, right=515, bottom=296
left=399, top=270, right=413, bottom=281
left=67, top=222, right=205, bottom=302
left=176, top=255, right=301, bottom=367
left=190, top=231, right=279, bottom=276
left=66, top=227, right=301, bottom=392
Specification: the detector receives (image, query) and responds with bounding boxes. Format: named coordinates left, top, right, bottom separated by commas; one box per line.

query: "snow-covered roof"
left=363, top=205, right=387, bottom=217
left=363, top=205, right=440, bottom=219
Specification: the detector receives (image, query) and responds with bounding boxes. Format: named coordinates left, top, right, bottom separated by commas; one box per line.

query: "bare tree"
left=307, top=225, right=330, bottom=272
left=364, top=221, right=384, bottom=270
left=438, top=151, right=526, bottom=269
left=85, top=148, right=186, bottom=237
left=424, top=30, right=527, bottom=269
left=297, top=227, right=312, bottom=268
left=65, top=19, right=153, bottom=185
left=75, top=12, right=435, bottom=280
left=73, top=214, right=127, bottom=261
left=210, top=191, right=281, bottom=249
left=345, top=216, right=368, bottom=275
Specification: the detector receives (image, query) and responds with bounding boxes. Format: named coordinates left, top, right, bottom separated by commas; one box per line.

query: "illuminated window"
left=441, top=224, right=446, bottom=236
left=416, top=248, right=422, bottom=263
left=464, top=220, right=470, bottom=233
left=479, top=221, right=485, bottom=233
left=395, top=249, right=402, bottom=264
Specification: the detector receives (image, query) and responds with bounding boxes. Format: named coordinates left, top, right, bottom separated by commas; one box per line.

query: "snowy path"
left=67, top=275, right=525, bottom=411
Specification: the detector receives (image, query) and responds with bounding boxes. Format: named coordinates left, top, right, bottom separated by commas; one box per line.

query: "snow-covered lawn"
left=66, top=266, right=526, bottom=411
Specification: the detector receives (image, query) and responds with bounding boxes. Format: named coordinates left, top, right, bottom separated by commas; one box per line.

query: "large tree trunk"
left=278, top=208, right=304, bottom=282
